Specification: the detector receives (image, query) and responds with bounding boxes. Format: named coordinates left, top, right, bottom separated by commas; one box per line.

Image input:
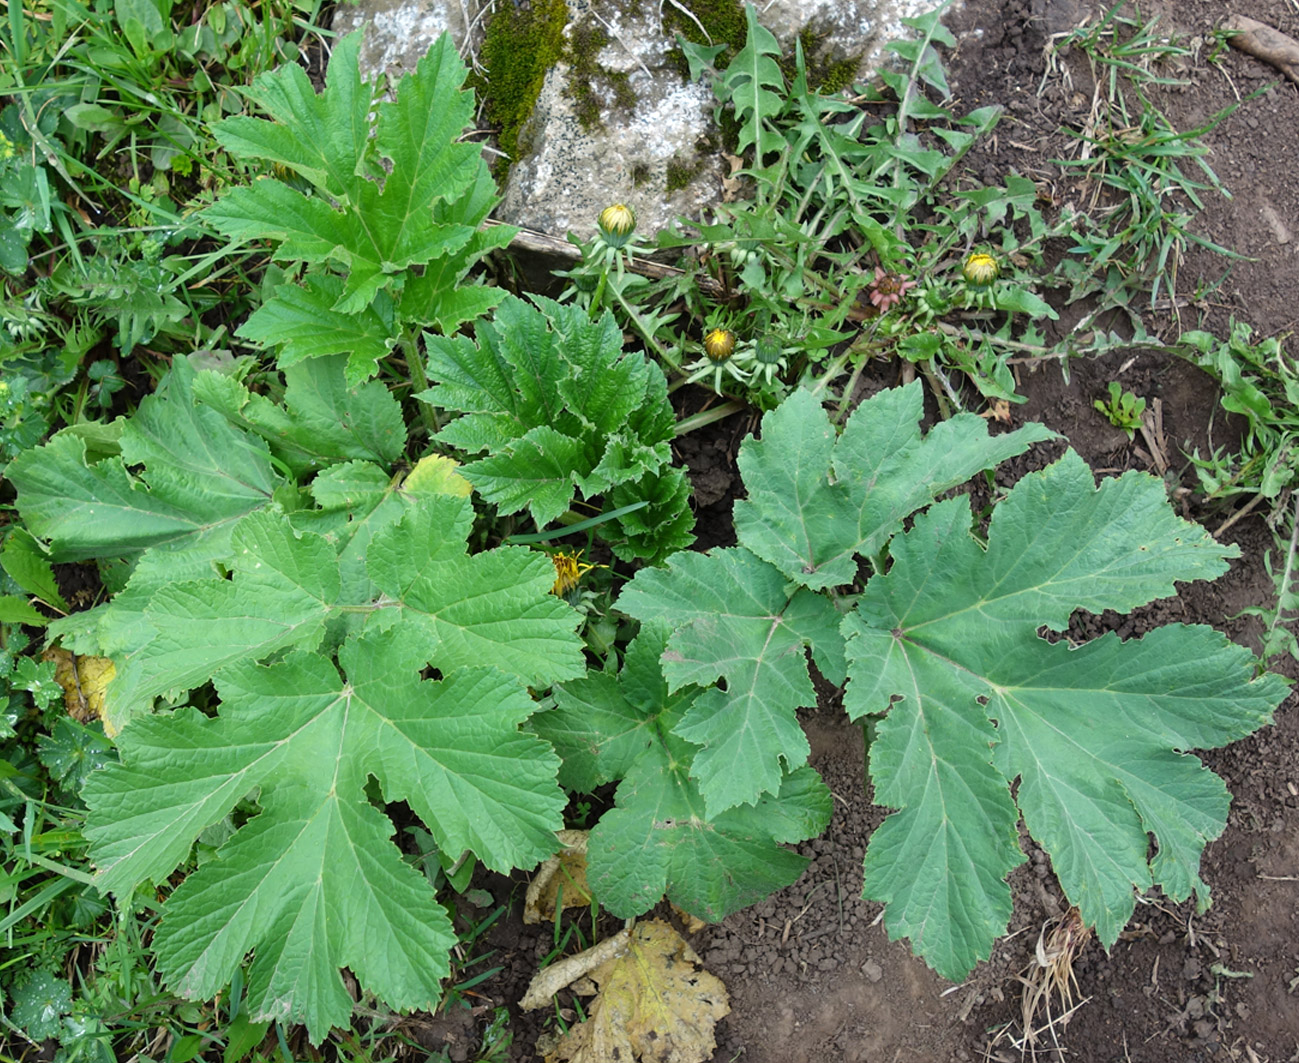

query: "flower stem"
left=675, top=400, right=747, bottom=436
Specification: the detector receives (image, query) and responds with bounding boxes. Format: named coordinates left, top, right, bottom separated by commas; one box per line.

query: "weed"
left=0, top=0, right=331, bottom=424
left=553, top=0, right=1232, bottom=415
left=1235, top=493, right=1299, bottom=667
left=1048, top=5, right=1243, bottom=310
left=1093, top=380, right=1146, bottom=438
left=1178, top=321, right=1299, bottom=505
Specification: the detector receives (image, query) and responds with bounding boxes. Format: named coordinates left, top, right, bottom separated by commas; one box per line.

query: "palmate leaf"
left=843, top=462, right=1286, bottom=980
left=617, top=548, right=845, bottom=814
left=617, top=384, right=1045, bottom=812
left=615, top=383, right=1283, bottom=983
left=533, top=627, right=831, bottom=920
left=398, top=161, right=517, bottom=332
left=86, top=624, right=566, bottom=1041
left=9, top=355, right=282, bottom=563
left=205, top=31, right=485, bottom=377
left=419, top=294, right=689, bottom=559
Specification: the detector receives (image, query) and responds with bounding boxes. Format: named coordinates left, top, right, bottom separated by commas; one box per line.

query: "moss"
left=469, top=0, right=568, bottom=180
left=629, top=160, right=652, bottom=187
left=473, top=1, right=650, bottom=177
left=782, top=24, right=863, bottom=96
left=564, top=20, right=637, bottom=133
left=664, top=155, right=702, bottom=193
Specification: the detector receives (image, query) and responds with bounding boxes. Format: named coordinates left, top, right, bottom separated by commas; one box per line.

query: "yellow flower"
left=597, top=203, right=636, bottom=245
left=962, top=252, right=999, bottom=287
left=551, top=551, right=595, bottom=598
left=703, top=328, right=736, bottom=362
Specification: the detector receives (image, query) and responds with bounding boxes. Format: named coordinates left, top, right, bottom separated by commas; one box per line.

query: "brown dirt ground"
left=403, top=1, right=1299, bottom=1061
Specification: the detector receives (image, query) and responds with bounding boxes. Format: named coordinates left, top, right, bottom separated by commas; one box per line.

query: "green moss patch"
left=566, top=20, right=637, bottom=132
left=470, top=0, right=568, bottom=178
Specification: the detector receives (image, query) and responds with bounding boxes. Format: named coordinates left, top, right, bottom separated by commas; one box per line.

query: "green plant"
left=1093, top=379, right=1146, bottom=437
left=0, top=0, right=332, bottom=409
left=563, top=383, right=1285, bottom=980
left=419, top=293, right=695, bottom=564
left=552, top=2, right=1253, bottom=422
left=10, top=349, right=589, bottom=1041
left=1235, top=493, right=1299, bottom=666
left=1048, top=4, right=1242, bottom=310
left=0, top=623, right=192, bottom=1063
left=1177, top=321, right=1299, bottom=504
left=203, top=30, right=515, bottom=386
left=555, top=3, right=1076, bottom=413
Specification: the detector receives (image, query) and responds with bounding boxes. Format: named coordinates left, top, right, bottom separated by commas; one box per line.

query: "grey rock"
left=339, top=0, right=949, bottom=240
left=494, top=0, right=720, bottom=242
left=334, top=0, right=472, bottom=83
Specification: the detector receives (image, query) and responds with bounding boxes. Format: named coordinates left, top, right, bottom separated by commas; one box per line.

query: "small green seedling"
left=1094, top=380, right=1147, bottom=438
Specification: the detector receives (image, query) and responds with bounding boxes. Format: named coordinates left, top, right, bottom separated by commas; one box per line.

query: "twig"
left=1224, top=15, right=1299, bottom=84
left=1215, top=490, right=1267, bottom=536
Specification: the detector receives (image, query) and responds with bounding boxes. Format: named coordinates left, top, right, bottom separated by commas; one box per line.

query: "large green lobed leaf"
left=87, top=626, right=565, bottom=1041
left=205, top=31, right=497, bottom=383
left=533, top=626, right=831, bottom=920
left=844, top=465, right=1285, bottom=979
left=616, top=383, right=1285, bottom=983
left=617, top=548, right=845, bottom=813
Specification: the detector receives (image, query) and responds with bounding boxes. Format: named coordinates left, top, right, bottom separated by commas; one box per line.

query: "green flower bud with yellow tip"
left=597, top=203, right=636, bottom=248
left=962, top=252, right=999, bottom=287
left=703, top=328, right=736, bottom=362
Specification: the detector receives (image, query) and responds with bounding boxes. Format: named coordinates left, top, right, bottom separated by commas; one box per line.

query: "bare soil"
left=412, top=1, right=1299, bottom=1060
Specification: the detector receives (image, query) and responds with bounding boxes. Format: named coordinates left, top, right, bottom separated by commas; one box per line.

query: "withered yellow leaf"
left=525, top=830, right=592, bottom=924
left=44, top=648, right=117, bottom=733
left=543, top=919, right=729, bottom=1063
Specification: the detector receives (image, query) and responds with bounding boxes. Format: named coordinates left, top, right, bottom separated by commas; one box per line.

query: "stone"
left=493, top=0, right=721, bottom=242
left=339, top=0, right=946, bottom=241
left=333, top=0, right=471, bottom=83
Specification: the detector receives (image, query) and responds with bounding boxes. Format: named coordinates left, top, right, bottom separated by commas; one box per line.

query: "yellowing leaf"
left=403, top=454, right=472, bottom=497
left=44, top=648, right=117, bottom=732
left=544, top=920, right=729, bottom=1063
left=525, top=830, right=592, bottom=924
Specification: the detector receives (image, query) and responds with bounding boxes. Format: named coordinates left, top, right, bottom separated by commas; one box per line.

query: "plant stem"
left=1261, top=492, right=1299, bottom=661
left=400, top=325, right=439, bottom=435
left=674, top=400, right=747, bottom=436
left=919, top=360, right=954, bottom=419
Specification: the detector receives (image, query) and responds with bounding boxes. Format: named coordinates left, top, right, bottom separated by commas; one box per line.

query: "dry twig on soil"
left=1224, top=16, right=1299, bottom=84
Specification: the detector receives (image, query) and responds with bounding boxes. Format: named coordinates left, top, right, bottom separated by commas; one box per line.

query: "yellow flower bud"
left=597, top=203, right=636, bottom=245
left=703, top=328, right=736, bottom=362
left=962, top=252, right=999, bottom=287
